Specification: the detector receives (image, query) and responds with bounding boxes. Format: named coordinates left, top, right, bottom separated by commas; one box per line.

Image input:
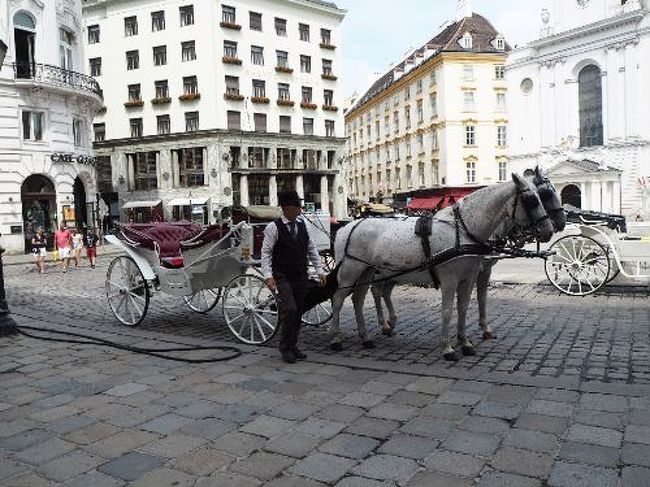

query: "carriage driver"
left=261, top=190, right=327, bottom=363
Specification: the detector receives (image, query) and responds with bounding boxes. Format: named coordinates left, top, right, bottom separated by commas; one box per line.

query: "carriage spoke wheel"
left=302, top=301, right=333, bottom=327
left=106, top=256, right=149, bottom=326
left=222, top=274, right=278, bottom=345
left=184, top=288, right=222, bottom=313
left=545, top=235, right=610, bottom=296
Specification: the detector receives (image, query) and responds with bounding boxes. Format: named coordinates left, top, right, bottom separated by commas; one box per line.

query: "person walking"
left=83, top=227, right=99, bottom=268
left=31, top=227, right=47, bottom=274
left=54, top=224, right=72, bottom=273
left=71, top=227, right=84, bottom=268
left=261, top=190, right=326, bottom=364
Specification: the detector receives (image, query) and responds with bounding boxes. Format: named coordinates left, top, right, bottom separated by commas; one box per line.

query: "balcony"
left=319, top=42, right=336, bottom=50
left=220, top=21, right=242, bottom=30
left=224, top=91, right=244, bottom=101
left=321, top=73, right=338, bottom=81
left=12, top=62, right=102, bottom=103
left=275, top=66, right=294, bottom=74
left=251, top=96, right=270, bottom=104
left=300, top=102, right=317, bottom=110
left=277, top=99, right=295, bottom=107
left=124, top=99, right=144, bottom=108
left=222, top=56, right=242, bottom=65
left=179, top=93, right=200, bottom=102
left=322, top=104, right=338, bottom=112
left=151, top=97, right=171, bottom=105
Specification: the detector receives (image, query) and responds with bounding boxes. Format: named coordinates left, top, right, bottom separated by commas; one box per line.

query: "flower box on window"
left=321, top=73, right=338, bottom=81
left=222, top=56, right=242, bottom=65
left=275, top=66, right=294, bottom=74
left=151, top=97, right=172, bottom=105
left=319, top=42, right=336, bottom=50
left=277, top=99, right=295, bottom=107
left=124, top=100, right=144, bottom=108
left=322, top=104, right=338, bottom=112
left=251, top=96, right=270, bottom=104
left=220, top=21, right=242, bottom=30
left=179, top=93, right=201, bottom=102
left=300, top=102, right=317, bottom=110
left=224, top=93, right=244, bottom=101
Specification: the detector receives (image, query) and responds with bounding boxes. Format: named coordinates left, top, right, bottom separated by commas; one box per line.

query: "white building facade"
left=0, top=0, right=102, bottom=254
left=83, top=0, right=347, bottom=224
left=345, top=3, right=510, bottom=204
left=507, top=0, right=650, bottom=217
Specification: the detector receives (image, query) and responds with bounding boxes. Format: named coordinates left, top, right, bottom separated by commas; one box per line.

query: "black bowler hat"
left=278, top=190, right=303, bottom=207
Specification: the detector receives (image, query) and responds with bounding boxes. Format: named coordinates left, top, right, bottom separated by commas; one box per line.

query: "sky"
left=336, top=0, right=547, bottom=99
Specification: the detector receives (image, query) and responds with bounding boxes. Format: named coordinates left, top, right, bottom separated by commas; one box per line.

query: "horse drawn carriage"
left=544, top=208, right=650, bottom=296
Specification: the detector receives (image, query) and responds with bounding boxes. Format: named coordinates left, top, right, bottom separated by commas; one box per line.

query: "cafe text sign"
left=50, top=153, right=98, bottom=166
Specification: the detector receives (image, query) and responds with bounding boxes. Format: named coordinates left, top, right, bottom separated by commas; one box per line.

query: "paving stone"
left=547, top=461, right=619, bottom=487
left=64, top=471, right=125, bottom=487
left=241, top=415, right=294, bottom=439
left=213, top=431, right=267, bottom=457
left=316, top=404, right=365, bottom=423
left=559, top=441, right=620, bottom=467
left=42, top=414, right=97, bottom=434
left=476, top=471, right=542, bottom=487
left=490, top=448, right=554, bottom=478
left=265, top=475, right=329, bottom=487
left=172, top=446, right=233, bottom=475
left=64, top=421, right=121, bottom=445
left=458, top=416, right=511, bottom=435
left=405, top=377, right=454, bottom=396
left=406, top=471, right=473, bottom=487
left=98, top=451, right=166, bottom=482
left=180, top=418, right=236, bottom=440
left=340, top=392, right=388, bottom=408
left=104, top=382, right=149, bottom=397
left=420, top=403, right=472, bottom=421
left=625, top=425, right=650, bottom=445
left=503, top=429, right=559, bottom=454
left=2, top=471, right=52, bottom=487
left=622, top=442, right=650, bottom=467
left=399, top=417, right=455, bottom=440
left=621, top=466, right=650, bottom=487
left=335, top=477, right=395, bottom=487
left=352, top=454, right=419, bottom=483
left=443, top=430, right=501, bottom=456
left=387, top=390, right=432, bottom=408
left=87, top=429, right=160, bottom=458
left=534, top=388, right=579, bottom=403
left=289, top=452, right=356, bottom=484
left=272, top=381, right=315, bottom=396
left=473, top=401, right=523, bottom=420
left=14, top=437, right=76, bottom=465
left=174, top=400, right=221, bottom=419
left=0, top=428, right=54, bottom=451
left=361, top=381, right=403, bottom=395
left=30, top=404, right=80, bottom=422
left=129, top=467, right=196, bottom=487
left=320, top=433, right=380, bottom=459
left=269, top=401, right=320, bottom=421
left=265, top=432, right=323, bottom=458
left=566, top=424, right=622, bottom=448
left=423, top=449, right=486, bottom=477
left=296, top=418, right=346, bottom=439
left=229, top=451, right=295, bottom=481
left=526, top=400, right=574, bottom=418
left=0, top=458, right=29, bottom=480
left=36, top=450, right=105, bottom=482
left=437, top=391, right=483, bottom=406
left=139, top=413, right=195, bottom=435
left=195, top=472, right=261, bottom=487
left=579, top=393, right=628, bottom=413
left=574, top=410, right=624, bottom=429
left=367, top=402, right=418, bottom=421
left=210, top=386, right=254, bottom=405
left=515, top=414, right=568, bottom=435
left=378, top=434, right=438, bottom=459
left=140, top=433, right=206, bottom=458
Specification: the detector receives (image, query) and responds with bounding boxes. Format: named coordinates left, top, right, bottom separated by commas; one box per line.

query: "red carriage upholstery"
left=180, top=224, right=229, bottom=250
left=120, top=222, right=203, bottom=268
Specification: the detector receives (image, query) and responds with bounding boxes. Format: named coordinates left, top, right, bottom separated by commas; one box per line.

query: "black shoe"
left=281, top=350, right=297, bottom=364
left=293, top=349, right=307, bottom=360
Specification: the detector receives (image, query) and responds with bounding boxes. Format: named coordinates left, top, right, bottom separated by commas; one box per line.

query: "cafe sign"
left=50, top=153, right=98, bottom=166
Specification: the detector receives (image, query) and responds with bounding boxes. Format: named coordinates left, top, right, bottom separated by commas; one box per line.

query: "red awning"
left=406, top=196, right=444, bottom=210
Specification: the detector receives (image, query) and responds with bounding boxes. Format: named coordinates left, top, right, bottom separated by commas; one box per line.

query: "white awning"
left=166, top=197, right=209, bottom=207
left=122, top=200, right=162, bottom=209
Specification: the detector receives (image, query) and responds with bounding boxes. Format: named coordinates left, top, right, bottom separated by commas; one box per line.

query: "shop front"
left=21, top=174, right=57, bottom=252
left=122, top=200, right=163, bottom=223
left=168, top=197, right=210, bottom=225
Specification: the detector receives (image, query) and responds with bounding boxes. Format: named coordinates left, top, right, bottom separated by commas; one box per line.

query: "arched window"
left=578, top=64, right=603, bottom=147
left=14, top=12, right=36, bottom=30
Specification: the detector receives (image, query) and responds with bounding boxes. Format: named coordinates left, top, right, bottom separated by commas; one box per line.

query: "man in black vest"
left=261, top=190, right=326, bottom=363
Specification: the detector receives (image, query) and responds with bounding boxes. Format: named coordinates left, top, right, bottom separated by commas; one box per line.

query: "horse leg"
left=383, top=281, right=398, bottom=331
left=352, top=271, right=376, bottom=348
left=371, top=282, right=392, bottom=336
left=457, top=278, right=476, bottom=356
left=440, top=282, right=459, bottom=361
left=476, top=263, right=497, bottom=340
left=329, top=288, right=347, bottom=351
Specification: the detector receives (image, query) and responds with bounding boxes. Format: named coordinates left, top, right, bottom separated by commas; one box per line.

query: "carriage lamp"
left=0, top=245, right=19, bottom=336
left=0, top=40, right=7, bottom=70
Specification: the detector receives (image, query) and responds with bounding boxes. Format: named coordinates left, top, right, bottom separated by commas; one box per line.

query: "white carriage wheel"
left=106, top=256, right=150, bottom=326
left=544, top=235, right=610, bottom=296
left=183, top=288, right=222, bottom=313
left=302, top=301, right=333, bottom=326
left=222, top=274, right=278, bottom=345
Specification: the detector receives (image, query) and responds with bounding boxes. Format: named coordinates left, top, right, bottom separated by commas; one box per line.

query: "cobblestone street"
left=1, top=258, right=650, bottom=486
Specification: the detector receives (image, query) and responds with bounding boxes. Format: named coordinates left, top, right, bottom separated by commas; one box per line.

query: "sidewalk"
left=1, top=244, right=123, bottom=267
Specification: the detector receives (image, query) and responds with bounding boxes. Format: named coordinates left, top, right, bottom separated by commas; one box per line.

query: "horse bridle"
left=535, top=176, right=565, bottom=229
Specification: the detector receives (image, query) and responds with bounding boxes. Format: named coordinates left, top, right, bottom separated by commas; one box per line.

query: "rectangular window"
left=497, top=125, right=507, bottom=147
left=376, top=120, right=380, bottom=139
left=463, top=65, right=474, bottom=81
left=416, top=79, right=423, bottom=94
left=227, top=110, right=241, bottom=130
left=430, top=70, right=437, bottom=85
left=73, top=118, right=84, bottom=147
left=418, top=163, right=425, bottom=187
left=404, top=106, right=411, bottom=128
left=465, top=125, right=475, bottom=146
left=185, top=111, right=199, bottom=132
left=498, top=161, right=507, bottom=182
left=181, top=41, right=196, bottom=61
left=179, top=5, right=194, bottom=26
left=89, top=57, right=101, bottom=77
left=417, top=133, right=424, bottom=153
left=302, top=86, right=312, bottom=103
left=222, top=5, right=235, bottom=23
left=278, top=83, right=290, bottom=101
left=130, top=118, right=143, bottom=138
left=496, top=92, right=507, bottom=112
left=303, top=118, right=314, bottom=135
left=153, top=45, right=167, bottom=66
left=404, top=87, right=410, bottom=101
left=128, top=83, right=141, bottom=101
left=254, top=113, right=267, bottom=132
left=155, top=79, right=169, bottom=98
left=279, top=115, right=291, bottom=134
left=87, top=25, right=100, bottom=44
left=300, top=55, right=311, bottom=73
left=183, top=76, right=198, bottom=94
left=417, top=100, right=423, bottom=123
left=322, top=59, right=332, bottom=75
left=495, top=65, right=505, bottom=79
left=275, top=17, right=287, bottom=36
left=225, top=75, right=239, bottom=95
left=393, top=111, right=399, bottom=132
left=157, top=115, right=170, bottom=135
left=299, top=23, right=310, bottom=41
left=406, top=137, right=412, bottom=157
left=432, top=128, right=438, bottom=150
left=321, top=28, right=331, bottom=45
left=132, top=152, right=157, bottom=190
left=406, top=165, right=412, bottom=187
left=178, top=147, right=204, bottom=186
left=151, top=11, right=165, bottom=31
left=124, top=16, right=138, bottom=36
left=463, top=91, right=475, bottom=111
left=324, top=89, right=333, bottom=106
left=93, top=123, right=105, bottom=142
left=126, top=50, right=139, bottom=70
left=384, top=116, right=389, bottom=133
left=251, top=45, right=264, bottom=65
left=224, top=40, right=237, bottom=58
left=466, top=161, right=476, bottom=183
left=253, top=79, right=265, bottom=98
left=430, top=93, right=437, bottom=116
left=249, top=12, right=262, bottom=31
left=276, top=50, right=288, bottom=68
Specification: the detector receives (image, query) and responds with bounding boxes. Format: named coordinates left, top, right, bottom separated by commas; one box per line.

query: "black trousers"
left=276, top=275, right=307, bottom=352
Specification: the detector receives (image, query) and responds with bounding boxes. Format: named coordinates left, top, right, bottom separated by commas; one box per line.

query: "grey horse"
left=370, top=167, right=567, bottom=340
left=330, top=174, right=555, bottom=361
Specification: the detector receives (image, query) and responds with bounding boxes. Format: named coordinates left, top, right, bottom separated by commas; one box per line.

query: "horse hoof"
left=330, top=342, right=343, bottom=352
left=443, top=351, right=460, bottom=362
left=482, top=331, right=496, bottom=340
left=381, top=326, right=393, bottom=336
left=461, top=346, right=476, bottom=356
left=362, top=340, right=376, bottom=349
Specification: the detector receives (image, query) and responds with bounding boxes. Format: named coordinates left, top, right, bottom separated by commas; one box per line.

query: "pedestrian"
left=54, top=223, right=72, bottom=273
left=71, top=227, right=84, bottom=267
left=31, top=227, right=47, bottom=274
left=84, top=227, right=99, bottom=268
left=261, top=190, right=326, bottom=364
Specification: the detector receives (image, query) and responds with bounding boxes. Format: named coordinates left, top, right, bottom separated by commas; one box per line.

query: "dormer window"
left=460, top=32, right=473, bottom=49
left=494, top=35, right=505, bottom=51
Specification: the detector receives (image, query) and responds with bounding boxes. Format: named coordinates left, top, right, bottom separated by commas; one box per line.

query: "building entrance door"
left=21, top=175, right=56, bottom=253
left=561, top=184, right=582, bottom=209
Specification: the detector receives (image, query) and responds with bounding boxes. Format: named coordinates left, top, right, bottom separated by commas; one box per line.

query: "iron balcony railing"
left=13, top=62, right=103, bottom=99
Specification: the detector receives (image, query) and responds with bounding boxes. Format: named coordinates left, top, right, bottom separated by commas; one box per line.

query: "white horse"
left=370, top=168, right=567, bottom=341
left=330, top=174, right=555, bottom=361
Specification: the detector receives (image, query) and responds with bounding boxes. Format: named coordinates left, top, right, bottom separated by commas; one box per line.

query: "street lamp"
left=0, top=244, right=19, bottom=336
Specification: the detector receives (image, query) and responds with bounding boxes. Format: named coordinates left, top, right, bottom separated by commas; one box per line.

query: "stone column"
left=269, top=175, right=278, bottom=206
left=240, top=174, right=249, bottom=207
left=612, top=178, right=621, bottom=213
left=159, top=149, right=172, bottom=190
left=624, top=41, right=638, bottom=137
left=125, top=153, right=135, bottom=191
left=320, top=175, right=329, bottom=213
left=295, top=175, right=304, bottom=199
left=171, top=150, right=180, bottom=188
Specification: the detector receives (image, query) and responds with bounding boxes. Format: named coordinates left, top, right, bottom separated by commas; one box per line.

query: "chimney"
left=456, top=0, right=472, bottom=21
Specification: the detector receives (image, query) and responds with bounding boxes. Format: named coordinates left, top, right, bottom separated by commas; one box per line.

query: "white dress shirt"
left=260, top=214, right=324, bottom=280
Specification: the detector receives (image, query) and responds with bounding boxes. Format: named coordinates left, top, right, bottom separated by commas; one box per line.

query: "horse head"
left=532, top=166, right=566, bottom=232
left=511, top=173, right=554, bottom=243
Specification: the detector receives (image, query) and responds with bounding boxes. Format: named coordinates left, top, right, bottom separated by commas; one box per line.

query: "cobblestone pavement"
left=1, top=259, right=649, bottom=486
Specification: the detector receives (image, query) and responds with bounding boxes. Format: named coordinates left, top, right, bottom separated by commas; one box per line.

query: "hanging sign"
left=50, top=153, right=98, bottom=166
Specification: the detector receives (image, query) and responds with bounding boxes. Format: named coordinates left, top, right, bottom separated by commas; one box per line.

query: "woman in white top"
left=71, top=227, right=84, bottom=267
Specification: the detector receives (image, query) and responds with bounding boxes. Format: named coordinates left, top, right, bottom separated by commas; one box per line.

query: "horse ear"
left=511, top=173, right=525, bottom=187
left=535, top=166, right=543, bottom=178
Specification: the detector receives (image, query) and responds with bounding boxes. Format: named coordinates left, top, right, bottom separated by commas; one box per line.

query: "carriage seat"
left=121, top=222, right=203, bottom=268
left=179, top=224, right=228, bottom=251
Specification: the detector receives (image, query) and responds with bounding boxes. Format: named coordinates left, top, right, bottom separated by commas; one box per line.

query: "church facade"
left=507, top=0, right=650, bottom=218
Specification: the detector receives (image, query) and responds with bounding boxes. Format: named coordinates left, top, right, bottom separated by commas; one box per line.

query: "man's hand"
left=265, top=277, right=277, bottom=291
left=318, top=274, right=327, bottom=287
